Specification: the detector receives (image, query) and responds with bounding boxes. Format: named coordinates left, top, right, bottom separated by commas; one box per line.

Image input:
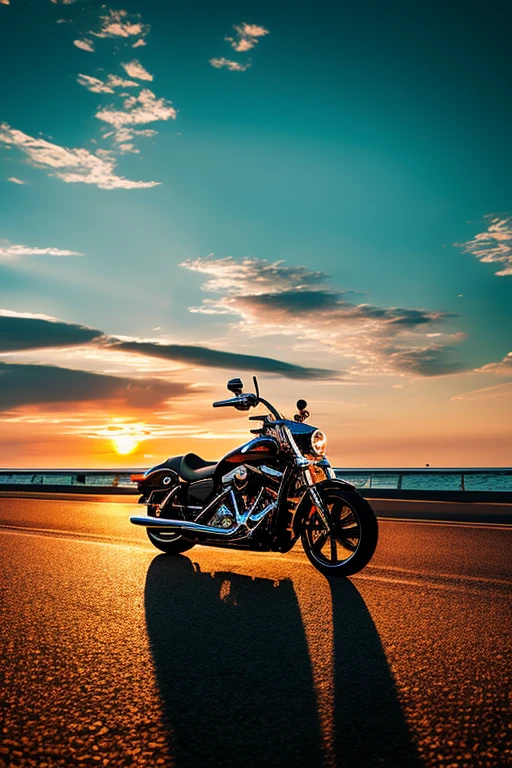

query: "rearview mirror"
left=227, top=377, right=244, bottom=396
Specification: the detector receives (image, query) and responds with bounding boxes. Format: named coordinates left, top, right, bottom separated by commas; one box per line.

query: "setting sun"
left=112, top=435, right=139, bottom=455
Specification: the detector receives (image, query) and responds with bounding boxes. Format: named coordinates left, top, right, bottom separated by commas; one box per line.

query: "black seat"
left=180, top=453, right=217, bottom=483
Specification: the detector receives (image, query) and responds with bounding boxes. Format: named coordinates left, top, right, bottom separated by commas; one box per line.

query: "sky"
left=0, top=0, right=511, bottom=468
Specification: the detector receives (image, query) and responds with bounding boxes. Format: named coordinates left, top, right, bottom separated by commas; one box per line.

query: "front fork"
left=304, top=469, right=331, bottom=533
left=301, top=462, right=334, bottom=531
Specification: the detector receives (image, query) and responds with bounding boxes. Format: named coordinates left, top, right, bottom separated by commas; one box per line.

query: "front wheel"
left=301, top=487, right=378, bottom=577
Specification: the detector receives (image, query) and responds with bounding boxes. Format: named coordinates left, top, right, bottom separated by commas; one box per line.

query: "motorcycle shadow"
left=144, top=555, right=421, bottom=768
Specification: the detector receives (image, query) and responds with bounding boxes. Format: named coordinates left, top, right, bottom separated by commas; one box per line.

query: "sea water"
left=335, top=470, right=512, bottom=492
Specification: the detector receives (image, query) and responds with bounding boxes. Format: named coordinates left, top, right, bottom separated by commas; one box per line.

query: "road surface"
left=0, top=494, right=511, bottom=767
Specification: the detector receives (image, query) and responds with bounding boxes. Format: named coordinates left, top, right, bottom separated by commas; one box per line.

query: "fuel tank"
left=223, top=435, right=279, bottom=464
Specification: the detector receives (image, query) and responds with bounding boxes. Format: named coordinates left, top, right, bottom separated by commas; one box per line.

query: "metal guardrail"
left=0, top=467, right=511, bottom=501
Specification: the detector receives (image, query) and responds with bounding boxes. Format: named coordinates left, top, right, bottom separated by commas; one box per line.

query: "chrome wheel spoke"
left=338, top=510, right=357, bottom=528
left=312, top=529, right=329, bottom=552
left=329, top=534, right=338, bottom=562
left=304, top=494, right=361, bottom=568
left=340, top=537, right=358, bottom=552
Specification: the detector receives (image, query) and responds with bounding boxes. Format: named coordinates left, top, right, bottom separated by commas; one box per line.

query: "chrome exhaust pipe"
left=130, top=515, right=244, bottom=537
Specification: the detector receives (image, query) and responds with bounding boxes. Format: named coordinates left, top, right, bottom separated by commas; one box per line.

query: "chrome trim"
left=130, top=515, right=245, bottom=537
left=193, top=487, right=231, bottom=523
left=259, top=465, right=283, bottom=478
left=130, top=499, right=278, bottom=539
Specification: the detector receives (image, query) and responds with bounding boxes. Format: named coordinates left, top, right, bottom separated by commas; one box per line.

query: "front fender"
left=292, top=478, right=357, bottom=537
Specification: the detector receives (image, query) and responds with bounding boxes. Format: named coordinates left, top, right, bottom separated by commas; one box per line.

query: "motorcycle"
left=130, top=376, right=378, bottom=577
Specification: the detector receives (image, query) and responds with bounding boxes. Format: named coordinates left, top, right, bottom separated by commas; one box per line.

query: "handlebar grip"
left=212, top=398, right=236, bottom=407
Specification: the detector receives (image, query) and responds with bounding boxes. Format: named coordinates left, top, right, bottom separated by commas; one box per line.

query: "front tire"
left=146, top=505, right=196, bottom=555
left=301, top=487, right=378, bottom=577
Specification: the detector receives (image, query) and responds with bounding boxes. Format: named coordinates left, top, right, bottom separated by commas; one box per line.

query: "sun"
left=112, top=435, right=139, bottom=455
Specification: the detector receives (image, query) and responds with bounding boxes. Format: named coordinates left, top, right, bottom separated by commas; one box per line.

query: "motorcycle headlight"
left=311, top=429, right=327, bottom=456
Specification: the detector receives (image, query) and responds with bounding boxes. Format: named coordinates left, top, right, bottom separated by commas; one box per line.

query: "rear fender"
left=137, top=468, right=180, bottom=505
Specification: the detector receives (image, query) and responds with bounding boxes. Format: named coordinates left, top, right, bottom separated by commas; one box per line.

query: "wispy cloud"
left=74, top=39, right=95, bottom=53
left=0, top=122, right=160, bottom=190
left=132, top=39, right=146, bottom=49
left=183, top=255, right=327, bottom=295
left=93, top=9, right=149, bottom=41
left=95, top=89, right=176, bottom=129
left=0, top=310, right=100, bottom=352
left=7, top=177, right=25, bottom=184
left=121, top=59, right=153, bottom=81
left=50, top=1, right=77, bottom=5
left=0, top=241, right=82, bottom=261
left=455, top=214, right=512, bottom=276
left=475, top=351, right=512, bottom=376
left=105, top=339, right=336, bottom=379
left=226, top=23, right=269, bottom=52
left=0, top=361, right=191, bottom=412
left=452, top=381, right=512, bottom=401
left=0, top=310, right=336, bottom=379
left=209, top=58, right=251, bottom=72
left=181, top=255, right=465, bottom=377
left=0, top=1, right=11, bottom=6
left=77, top=73, right=139, bottom=94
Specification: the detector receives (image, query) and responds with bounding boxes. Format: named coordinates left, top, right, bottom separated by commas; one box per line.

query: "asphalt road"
left=0, top=495, right=510, bottom=768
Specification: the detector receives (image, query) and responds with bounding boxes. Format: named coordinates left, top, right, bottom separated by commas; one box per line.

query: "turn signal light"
left=130, top=474, right=145, bottom=483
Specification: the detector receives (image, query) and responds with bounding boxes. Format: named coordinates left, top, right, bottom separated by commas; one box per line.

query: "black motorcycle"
left=130, top=377, right=378, bottom=577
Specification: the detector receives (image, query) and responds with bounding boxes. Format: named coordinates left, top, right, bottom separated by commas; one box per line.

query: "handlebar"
left=212, top=391, right=282, bottom=420
left=212, top=397, right=239, bottom=408
left=213, top=393, right=259, bottom=410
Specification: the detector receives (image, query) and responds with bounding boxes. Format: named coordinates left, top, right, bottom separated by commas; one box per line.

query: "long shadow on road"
left=329, top=578, right=423, bottom=767
left=144, top=555, right=422, bottom=767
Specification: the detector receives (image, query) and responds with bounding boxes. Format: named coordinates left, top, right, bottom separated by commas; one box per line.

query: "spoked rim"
left=303, top=497, right=362, bottom=568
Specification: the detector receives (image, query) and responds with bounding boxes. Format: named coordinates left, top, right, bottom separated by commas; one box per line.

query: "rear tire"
left=146, top=504, right=195, bottom=555
left=301, top=488, right=378, bottom=577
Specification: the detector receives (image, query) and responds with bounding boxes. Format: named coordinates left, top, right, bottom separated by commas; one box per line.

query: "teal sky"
left=0, top=0, right=511, bottom=467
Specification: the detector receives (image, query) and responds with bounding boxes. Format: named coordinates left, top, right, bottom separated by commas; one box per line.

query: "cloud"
left=50, top=1, right=77, bottom=4
left=181, top=255, right=465, bottom=377
left=105, top=339, right=336, bottom=380
left=1, top=1, right=10, bottom=6
left=77, top=73, right=139, bottom=94
left=0, top=361, right=191, bottom=411
left=182, top=255, right=328, bottom=295
left=475, top=351, right=512, bottom=375
left=455, top=215, right=512, bottom=276
left=0, top=122, right=160, bottom=190
left=93, top=9, right=149, bottom=41
left=0, top=311, right=102, bottom=352
left=95, top=89, right=176, bottom=129
left=209, top=58, right=251, bottom=72
left=132, top=39, right=146, bottom=49
left=7, top=177, right=25, bottom=184
left=384, top=345, right=466, bottom=377
left=0, top=241, right=82, bottom=261
left=74, top=39, right=95, bottom=53
left=0, top=309, right=336, bottom=379
left=226, top=22, right=269, bottom=52
left=452, top=381, right=512, bottom=401
left=121, top=60, right=153, bottom=81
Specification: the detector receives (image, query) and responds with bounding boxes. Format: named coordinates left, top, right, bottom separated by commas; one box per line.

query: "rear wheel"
left=301, top=488, right=378, bottom=577
left=146, top=505, right=196, bottom=555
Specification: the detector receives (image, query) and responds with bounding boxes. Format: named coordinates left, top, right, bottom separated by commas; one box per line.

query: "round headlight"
left=311, top=429, right=327, bottom=456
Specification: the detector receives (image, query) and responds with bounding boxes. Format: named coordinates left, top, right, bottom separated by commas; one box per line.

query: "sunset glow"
left=112, top=435, right=139, bottom=455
